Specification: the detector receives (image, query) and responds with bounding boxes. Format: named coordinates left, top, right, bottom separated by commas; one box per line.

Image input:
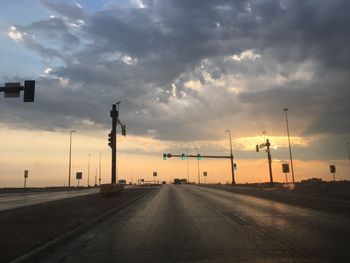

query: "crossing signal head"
left=108, top=132, right=113, bottom=148
left=121, top=125, right=126, bottom=136
left=181, top=153, right=186, bottom=160
left=197, top=154, right=201, bottom=160
left=255, top=144, right=259, bottom=152
left=163, top=153, right=167, bottom=160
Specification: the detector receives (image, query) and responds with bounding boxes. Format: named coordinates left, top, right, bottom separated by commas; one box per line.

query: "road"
left=41, top=184, right=350, bottom=263
left=0, top=188, right=99, bottom=211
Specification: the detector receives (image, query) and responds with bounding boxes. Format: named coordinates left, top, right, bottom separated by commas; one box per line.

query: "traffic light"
left=121, top=125, right=126, bottom=136
left=23, top=80, right=35, bottom=102
left=108, top=132, right=113, bottom=148
left=197, top=154, right=201, bottom=160
left=181, top=153, right=186, bottom=160
left=163, top=153, right=167, bottom=160
left=255, top=144, right=259, bottom=152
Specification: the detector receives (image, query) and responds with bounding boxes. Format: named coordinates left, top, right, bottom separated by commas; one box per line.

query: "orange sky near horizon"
left=0, top=128, right=349, bottom=188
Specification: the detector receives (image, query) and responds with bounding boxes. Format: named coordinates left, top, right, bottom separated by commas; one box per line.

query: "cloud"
left=2, top=0, right=350, bottom=160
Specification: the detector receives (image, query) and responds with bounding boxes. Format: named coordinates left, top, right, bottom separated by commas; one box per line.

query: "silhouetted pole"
left=266, top=139, right=273, bottom=183
left=186, top=148, right=190, bottom=183
left=87, top=153, right=91, bottom=186
left=99, top=152, right=102, bottom=186
left=111, top=104, right=118, bottom=184
left=283, top=108, right=295, bottom=183
left=68, top=130, right=76, bottom=188
left=197, top=147, right=200, bottom=185
left=347, top=142, right=350, bottom=164
left=226, top=130, right=235, bottom=185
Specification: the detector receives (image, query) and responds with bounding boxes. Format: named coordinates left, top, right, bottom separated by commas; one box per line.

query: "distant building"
left=301, top=178, right=323, bottom=183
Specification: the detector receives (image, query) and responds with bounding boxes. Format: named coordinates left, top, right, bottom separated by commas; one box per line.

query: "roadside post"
left=329, top=165, right=336, bottom=181
left=153, top=171, right=157, bottom=184
left=203, top=171, right=207, bottom=184
left=76, top=172, right=82, bottom=187
left=24, top=170, right=28, bottom=189
left=282, top=163, right=290, bottom=183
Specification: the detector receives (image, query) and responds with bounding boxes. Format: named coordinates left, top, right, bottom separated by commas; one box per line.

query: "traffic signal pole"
left=110, top=104, right=118, bottom=184
left=109, top=102, right=126, bottom=184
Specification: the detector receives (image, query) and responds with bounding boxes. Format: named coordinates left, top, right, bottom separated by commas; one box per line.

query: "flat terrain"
left=40, top=184, right=350, bottom=263
left=0, top=187, right=156, bottom=262
left=0, top=188, right=99, bottom=211
left=203, top=181, right=350, bottom=216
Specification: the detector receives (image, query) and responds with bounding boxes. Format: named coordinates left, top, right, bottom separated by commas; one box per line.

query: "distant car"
left=118, top=180, right=126, bottom=185
left=174, top=178, right=181, bottom=184
left=162, top=181, right=166, bottom=184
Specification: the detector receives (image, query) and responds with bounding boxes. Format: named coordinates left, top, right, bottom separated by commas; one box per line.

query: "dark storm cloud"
left=2, top=0, right=350, bottom=158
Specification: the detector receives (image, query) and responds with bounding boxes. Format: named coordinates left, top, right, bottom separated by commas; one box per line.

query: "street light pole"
left=225, top=130, right=235, bottom=185
left=283, top=108, right=295, bottom=183
left=68, top=130, right=76, bottom=188
left=88, top=153, right=91, bottom=187
left=186, top=147, right=190, bottom=183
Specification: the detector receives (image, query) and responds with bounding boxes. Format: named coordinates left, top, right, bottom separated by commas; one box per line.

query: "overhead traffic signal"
left=197, top=154, right=201, bottom=160
left=23, top=80, right=35, bottom=102
left=255, top=144, right=259, bottom=152
left=181, top=153, right=186, bottom=160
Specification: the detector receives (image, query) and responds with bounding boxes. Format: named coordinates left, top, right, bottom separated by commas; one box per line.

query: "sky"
left=0, top=0, right=349, bottom=187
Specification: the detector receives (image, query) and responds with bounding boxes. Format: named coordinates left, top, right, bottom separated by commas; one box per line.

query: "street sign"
left=76, top=172, right=82, bottom=180
left=282, top=163, right=290, bottom=173
left=153, top=172, right=157, bottom=177
left=203, top=171, right=207, bottom=177
left=4, top=83, right=21, bottom=98
left=24, top=170, right=28, bottom=178
left=330, top=165, right=336, bottom=173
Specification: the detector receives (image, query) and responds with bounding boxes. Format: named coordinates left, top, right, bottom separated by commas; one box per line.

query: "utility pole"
left=87, top=153, right=91, bottom=187
left=68, top=130, right=76, bottom=188
left=197, top=147, right=200, bottom=185
left=283, top=108, right=295, bottom=183
left=99, top=152, right=102, bottom=186
left=226, top=130, right=235, bottom=185
left=346, top=141, right=350, bottom=164
left=186, top=148, right=190, bottom=183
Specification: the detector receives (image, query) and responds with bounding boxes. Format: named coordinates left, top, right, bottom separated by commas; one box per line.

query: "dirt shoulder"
left=202, top=181, right=350, bottom=216
left=0, top=187, right=157, bottom=262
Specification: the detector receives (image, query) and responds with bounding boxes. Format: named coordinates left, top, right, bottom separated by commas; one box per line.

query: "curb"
left=10, top=188, right=157, bottom=263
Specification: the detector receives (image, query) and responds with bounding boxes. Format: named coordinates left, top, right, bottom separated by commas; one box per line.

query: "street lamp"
left=87, top=153, right=91, bottom=187
left=68, top=130, right=76, bottom=188
left=283, top=108, right=295, bottom=183
left=225, top=130, right=235, bottom=184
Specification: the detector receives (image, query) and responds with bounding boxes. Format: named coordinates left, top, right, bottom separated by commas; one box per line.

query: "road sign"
left=4, top=83, right=21, bottom=98
left=330, top=165, right=336, bottom=173
left=282, top=163, right=290, bottom=173
left=24, top=170, right=28, bottom=178
left=203, top=171, right=207, bottom=177
left=76, top=172, right=82, bottom=180
left=153, top=172, right=157, bottom=177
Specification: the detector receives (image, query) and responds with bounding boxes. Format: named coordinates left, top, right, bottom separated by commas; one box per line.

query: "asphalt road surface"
left=41, top=184, right=350, bottom=263
left=0, top=188, right=99, bottom=211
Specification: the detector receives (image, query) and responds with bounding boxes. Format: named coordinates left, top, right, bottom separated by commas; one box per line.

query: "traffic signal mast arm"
left=165, top=154, right=231, bottom=159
